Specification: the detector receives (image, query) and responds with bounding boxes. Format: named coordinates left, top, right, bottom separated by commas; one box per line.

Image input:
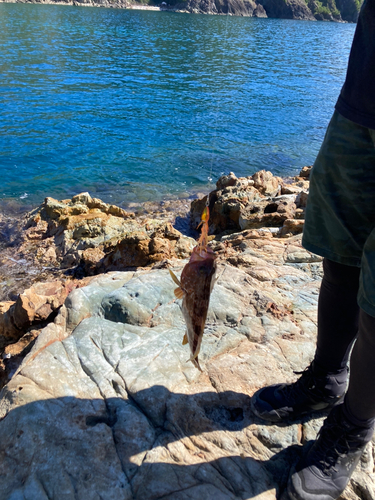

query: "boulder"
left=299, top=166, right=312, bottom=179
left=13, top=281, right=71, bottom=329
left=252, top=170, right=282, bottom=197
left=191, top=171, right=306, bottom=236
left=0, top=281, right=72, bottom=348
left=0, top=301, right=18, bottom=344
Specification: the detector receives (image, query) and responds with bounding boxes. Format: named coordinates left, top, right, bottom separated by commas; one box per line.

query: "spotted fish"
left=170, top=207, right=217, bottom=371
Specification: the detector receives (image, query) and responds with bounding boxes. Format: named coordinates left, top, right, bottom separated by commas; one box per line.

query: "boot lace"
left=309, top=421, right=352, bottom=475
left=280, top=365, right=324, bottom=405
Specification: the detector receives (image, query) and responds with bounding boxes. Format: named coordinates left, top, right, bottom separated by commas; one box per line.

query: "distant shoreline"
left=0, top=0, right=177, bottom=13
left=0, top=0, right=358, bottom=21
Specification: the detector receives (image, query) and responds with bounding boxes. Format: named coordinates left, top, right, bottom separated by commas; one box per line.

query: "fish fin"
left=182, top=332, right=188, bottom=345
left=174, top=287, right=184, bottom=299
left=169, top=269, right=181, bottom=287
left=195, top=357, right=203, bottom=372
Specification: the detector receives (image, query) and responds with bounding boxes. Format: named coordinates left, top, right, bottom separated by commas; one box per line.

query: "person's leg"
left=288, top=230, right=375, bottom=500
left=344, top=309, right=375, bottom=424
left=313, top=258, right=360, bottom=372
left=288, top=309, right=375, bottom=500
left=345, top=227, right=375, bottom=424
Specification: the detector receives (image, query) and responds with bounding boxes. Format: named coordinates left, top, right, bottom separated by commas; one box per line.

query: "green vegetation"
left=304, top=0, right=363, bottom=20
left=307, top=0, right=346, bottom=19
left=315, top=0, right=340, bottom=18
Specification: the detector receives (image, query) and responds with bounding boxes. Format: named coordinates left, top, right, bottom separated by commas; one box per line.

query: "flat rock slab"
left=0, top=261, right=374, bottom=499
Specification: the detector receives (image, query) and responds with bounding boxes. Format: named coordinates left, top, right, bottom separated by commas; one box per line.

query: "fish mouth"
left=189, top=245, right=217, bottom=263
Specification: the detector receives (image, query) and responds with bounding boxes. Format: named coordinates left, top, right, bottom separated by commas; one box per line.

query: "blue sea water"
left=0, top=3, right=356, bottom=209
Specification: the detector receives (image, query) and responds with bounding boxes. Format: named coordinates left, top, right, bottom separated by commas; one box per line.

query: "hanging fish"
left=169, top=206, right=217, bottom=371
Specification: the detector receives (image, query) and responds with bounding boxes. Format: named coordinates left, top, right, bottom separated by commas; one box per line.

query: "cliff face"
left=173, top=0, right=267, bottom=16
left=335, top=0, right=361, bottom=21
left=257, top=0, right=315, bottom=20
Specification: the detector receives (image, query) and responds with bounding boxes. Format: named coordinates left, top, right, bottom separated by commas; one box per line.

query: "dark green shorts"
left=302, top=110, right=375, bottom=316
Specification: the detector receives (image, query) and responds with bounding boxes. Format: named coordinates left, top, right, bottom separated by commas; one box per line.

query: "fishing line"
left=205, top=11, right=231, bottom=210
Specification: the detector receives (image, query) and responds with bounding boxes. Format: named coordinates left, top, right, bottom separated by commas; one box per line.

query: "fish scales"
left=181, top=251, right=217, bottom=358
left=169, top=205, right=217, bottom=371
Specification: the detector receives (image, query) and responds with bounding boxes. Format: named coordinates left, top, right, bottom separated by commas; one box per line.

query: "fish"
left=170, top=206, right=217, bottom=371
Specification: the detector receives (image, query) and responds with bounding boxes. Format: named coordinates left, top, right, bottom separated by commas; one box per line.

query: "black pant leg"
left=314, top=258, right=360, bottom=372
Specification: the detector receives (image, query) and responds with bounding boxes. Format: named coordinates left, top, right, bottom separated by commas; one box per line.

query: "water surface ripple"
left=0, top=4, right=356, bottom=207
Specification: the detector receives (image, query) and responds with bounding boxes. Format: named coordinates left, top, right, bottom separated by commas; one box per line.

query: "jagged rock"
left=81, top=247, right=107, bottom=275
left=174, top=0, right=267, bottom=16
left=23, top=194, right=137, bottom=262
left=252, top=170, right=282, bottom=197
left=335, top=0, right=361, bottom=22
left=299, top=166, right=312, bottom=179
left=295, top=190, right=308, bottom=208
left=21, top=195, right=196, bottom=275
left=0, top=281, right=72, bottom=349
left=0, top=0, right=360, bottom=21
left=13, top=281, right=71, bottom=328
left=191, top=170, right=307, bottom=236
left=216, top=171, right=239, bottom=191
left=0, top=301, right=18, bottom=344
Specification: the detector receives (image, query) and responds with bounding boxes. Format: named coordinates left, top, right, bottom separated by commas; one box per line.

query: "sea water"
left=0, top=3, right=356, bottom=209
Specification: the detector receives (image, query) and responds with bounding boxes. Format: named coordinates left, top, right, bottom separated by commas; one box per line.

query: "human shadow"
left=0, top=385, right=326, bottom=500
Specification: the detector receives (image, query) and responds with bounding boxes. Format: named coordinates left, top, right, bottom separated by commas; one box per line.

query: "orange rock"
left=280, top=219, right=305, bottom=237
left=13, top=281, right=70, bottom=330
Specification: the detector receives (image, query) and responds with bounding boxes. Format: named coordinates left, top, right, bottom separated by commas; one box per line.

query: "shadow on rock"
left=0, top=385, right=310, bottom=500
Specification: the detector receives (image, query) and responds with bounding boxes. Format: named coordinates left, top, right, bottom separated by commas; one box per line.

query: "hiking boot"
left=287, top=404, right=374, bottom=500
left=251, top=362, right=348, bottom=422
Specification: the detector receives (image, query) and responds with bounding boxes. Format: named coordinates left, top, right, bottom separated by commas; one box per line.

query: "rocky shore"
left=0, top=168, right=374, bottom=499
left=0, top=0, right=361, bottom=22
